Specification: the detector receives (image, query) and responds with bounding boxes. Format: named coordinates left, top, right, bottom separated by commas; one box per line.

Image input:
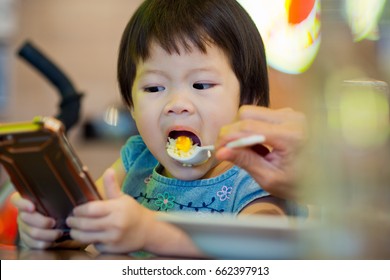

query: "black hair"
left=117, top=0, right=269, bottom=108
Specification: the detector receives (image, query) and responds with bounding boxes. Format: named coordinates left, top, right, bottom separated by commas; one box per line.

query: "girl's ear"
left=130, top=107, right=135, bottom=119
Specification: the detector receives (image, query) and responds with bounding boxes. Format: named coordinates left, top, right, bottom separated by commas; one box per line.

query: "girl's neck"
left=201, top=161, right=234, bottom=179
left=161, top=160, right=235, bottom=180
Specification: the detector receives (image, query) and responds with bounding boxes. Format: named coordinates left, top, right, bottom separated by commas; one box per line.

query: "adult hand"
left=215, top=105, right=307, bottom=200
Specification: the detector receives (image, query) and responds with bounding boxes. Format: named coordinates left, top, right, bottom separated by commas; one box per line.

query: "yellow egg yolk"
left=175, top=136, right=193, bottom=152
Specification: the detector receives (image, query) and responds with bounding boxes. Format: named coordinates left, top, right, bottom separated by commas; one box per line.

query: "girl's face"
left=131, top=42, right=240, bottom=180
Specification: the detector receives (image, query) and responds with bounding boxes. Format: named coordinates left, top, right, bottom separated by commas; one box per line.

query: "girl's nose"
left=164, top=92, right=195, bottom=116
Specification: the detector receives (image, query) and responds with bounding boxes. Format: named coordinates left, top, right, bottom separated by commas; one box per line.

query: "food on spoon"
left=166, top=135, right=198, bottom=158
left=176, top=136, right=193, bottom=152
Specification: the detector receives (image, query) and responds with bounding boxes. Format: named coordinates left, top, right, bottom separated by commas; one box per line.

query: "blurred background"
left=0, top=0, right=144, bottom=180
left=1, top=0, right=390, bottom=256
left=0, top=0, right=389, bottom=177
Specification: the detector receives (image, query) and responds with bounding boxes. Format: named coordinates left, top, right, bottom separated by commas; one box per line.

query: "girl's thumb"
left=102, top=168, right=122, bottom=200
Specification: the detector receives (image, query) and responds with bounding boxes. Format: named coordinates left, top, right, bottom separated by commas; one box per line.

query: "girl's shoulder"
left=120, top=135, right=157, bottom=172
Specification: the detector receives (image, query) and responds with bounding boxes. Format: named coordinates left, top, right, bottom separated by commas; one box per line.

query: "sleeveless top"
left=120, top=135, right=269, bottom=215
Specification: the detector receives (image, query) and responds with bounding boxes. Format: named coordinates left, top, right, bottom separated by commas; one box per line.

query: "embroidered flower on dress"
left=217, top=186, right=232, bottom=201
left=144, top=174, right=152, bottom=184
left=155, top=192, right=175, bottom=211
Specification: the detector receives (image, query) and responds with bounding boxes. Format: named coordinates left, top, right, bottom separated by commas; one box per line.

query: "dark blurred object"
left=83, top=104, right=138, bottom=140
left=17, top=41, right=83, bottom=132
left=0, top=40, right=86, bottom=246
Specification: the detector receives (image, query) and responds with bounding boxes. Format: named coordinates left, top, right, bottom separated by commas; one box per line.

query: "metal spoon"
left=167, top=145, right=215, bottom=167
left=167, top=135, right=265, bottom=167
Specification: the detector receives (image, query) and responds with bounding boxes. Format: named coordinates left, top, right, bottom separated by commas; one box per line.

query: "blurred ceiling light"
left=344, top=0, right=386, bottom=42
left=238, top=0, right=321, bottom=74
left=327, top=79, right=390, bottom=149
left=104, top=105, right=119, bottom=126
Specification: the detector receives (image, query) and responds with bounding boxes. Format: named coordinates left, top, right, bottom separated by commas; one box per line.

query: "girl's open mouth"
left=167, top=130, right=201, bottom=146
left=166, top=130, right=202, bottom=159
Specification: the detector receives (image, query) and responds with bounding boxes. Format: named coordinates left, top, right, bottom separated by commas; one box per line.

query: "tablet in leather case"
left=0, top=116, right=101, bottom=231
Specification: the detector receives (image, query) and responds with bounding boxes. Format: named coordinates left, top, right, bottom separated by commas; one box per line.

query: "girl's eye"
left=144, top=86, right=165, bottom=93
left=193, top=83, right=214, bottom=90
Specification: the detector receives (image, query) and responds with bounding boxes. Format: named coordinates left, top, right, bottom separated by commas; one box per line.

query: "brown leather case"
left=0, top=116, right=101, bottom=231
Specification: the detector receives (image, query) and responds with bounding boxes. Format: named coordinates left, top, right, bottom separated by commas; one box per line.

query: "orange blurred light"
left=238, top=0, right=321, bottom=74
left=286, top=0, right=316, bottom=24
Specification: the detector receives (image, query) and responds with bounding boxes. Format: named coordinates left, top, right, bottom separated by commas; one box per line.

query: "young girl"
left=12, top=0, right=306, bottom=257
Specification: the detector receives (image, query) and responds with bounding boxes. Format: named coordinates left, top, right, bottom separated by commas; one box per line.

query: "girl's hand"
left=10, top=192, right=63, bottom=249
left=67, top=168, right=201, bottom=257
left=66, top=168, right=154, bottom=253
left=215, top=105, right=307, bottom=200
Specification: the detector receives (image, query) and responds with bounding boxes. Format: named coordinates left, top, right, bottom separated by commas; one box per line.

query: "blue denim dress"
left=120, top=135, right=269, bottom=215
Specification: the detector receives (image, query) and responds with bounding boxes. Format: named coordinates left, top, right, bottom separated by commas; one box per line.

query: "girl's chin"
left=162, top=161, right=215, bottom=180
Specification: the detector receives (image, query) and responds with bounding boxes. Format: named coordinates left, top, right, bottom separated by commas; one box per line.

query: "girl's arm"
left=67, top=168, right=204, bottom=258
left=240, top=196, right=287, bottom=216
